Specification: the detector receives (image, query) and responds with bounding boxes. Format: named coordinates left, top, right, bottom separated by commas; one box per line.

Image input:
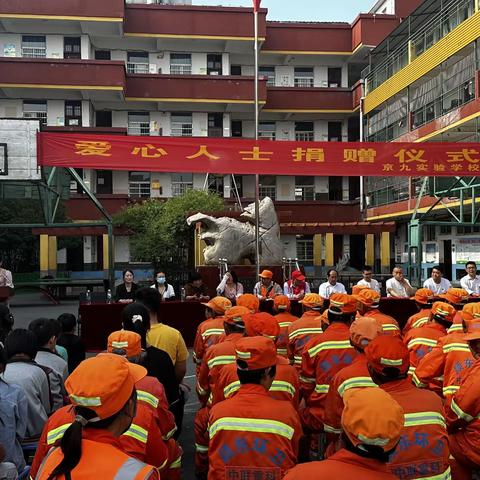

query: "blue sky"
left=192, top=0, right=376, bottom=22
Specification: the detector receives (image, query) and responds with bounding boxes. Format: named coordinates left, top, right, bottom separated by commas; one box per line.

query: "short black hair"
left=466, top=261, right=477, bottom=269
left=343, top=432, right=392, bottom=463
left=237, top=362, right=276, bottom=385
left=189, top=272, right=202, bottom=282
left=57, top=313, right=77, bottom=333
left=28, top=318, right=57, bottom=347
left=122, top=302, right=151, bottom=348
left=123, top=269, right=134, bottom=279
left=431, top=265, right=443, bottom=274
left=327, top=269, right=338, bottom=277
left=136, top=287, right=161, bottom=313
left=4, top=328, right=38, bottom=360
left=363, top=265, right=373, bottom=272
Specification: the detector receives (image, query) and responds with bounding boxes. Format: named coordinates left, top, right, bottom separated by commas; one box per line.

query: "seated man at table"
left=185, top=272, right=210, bottom=302
left=423, top=265, right=451, bottom=295
left=386, top=266, right=415, bottom=298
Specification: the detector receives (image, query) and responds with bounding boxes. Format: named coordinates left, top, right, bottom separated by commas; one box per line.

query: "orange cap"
left=224, top=305, right=249, bottom=328
left=245, top=312, right=280, bottom=340
left=413, top=288, right=435, bottom=304
left=354, top=289, right=381, bottom=307
left=259, top=269, right=273, bottom=279
left=441, top=288, right=469, bottom=305
left=465, top=319, right=480, bottom=337
left=107, top=330, right=142, bottom=357
left=342, top=388, right=404, bottom=453
left=202, top=296, right=232, bottom=314
left=299, top=293, right=323, bottom=309
left=365, top=336, right=409, bottom=375
left=329, top=293, right=358, bottom=314
left=461, top=302, right=480, bottom=322
left=273, top=294, right=291, bottom=311
left=66, top=353, right=146, bottom=420
left=431, top=301, right=456, bottom=324
left=237, top=294, right=260, bottom=313
left=350, top=316, right=382, bottom=350
left=235, top=336, right=277, bottom=370
left=352, top=285, right=370, bottom=295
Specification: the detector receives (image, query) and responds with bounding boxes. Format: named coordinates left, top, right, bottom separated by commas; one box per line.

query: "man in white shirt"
left=356, top=265, right=381, bottom=294
left=319, top=268, right=346, bottom=299
left=460, top=261, right=480, bottom=296
left=423, top=265, right=451, bottom=295
left=386, top=266, right=415, bottom=298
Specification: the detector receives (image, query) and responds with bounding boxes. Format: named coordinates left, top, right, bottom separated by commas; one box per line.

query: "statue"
left=187, top=197, right=284, bottom=265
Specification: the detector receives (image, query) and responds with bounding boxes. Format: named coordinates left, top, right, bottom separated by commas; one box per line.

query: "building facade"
left=0, top=0, right=421, bottom=278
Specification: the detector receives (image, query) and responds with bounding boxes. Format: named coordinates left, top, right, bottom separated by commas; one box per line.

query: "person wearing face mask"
left=150, top=270, right=176, bottom=300
left=115, top=269, right=139, bottom=303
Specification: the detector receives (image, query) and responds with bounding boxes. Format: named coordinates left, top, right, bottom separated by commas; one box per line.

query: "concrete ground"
left=8, top=291, right=198, bottom=479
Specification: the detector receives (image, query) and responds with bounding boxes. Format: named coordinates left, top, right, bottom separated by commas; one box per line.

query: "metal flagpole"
left=253, top=0, right=260, bottom=279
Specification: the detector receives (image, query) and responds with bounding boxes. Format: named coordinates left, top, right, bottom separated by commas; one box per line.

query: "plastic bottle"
left=181, top=287, right=186, bottom=302
left=106, top=289, right=112, bottom=304
left=85, top=289, right=91, bottom=304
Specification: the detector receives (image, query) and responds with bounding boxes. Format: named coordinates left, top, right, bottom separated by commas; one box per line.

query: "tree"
left=114, top=189, right=224, bottom=272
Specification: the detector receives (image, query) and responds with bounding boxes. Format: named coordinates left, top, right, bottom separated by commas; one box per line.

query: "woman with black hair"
left=216, top=270, right=244, bottom=303
left=115, top=269, right=139, bottom=303
left=150, top=270, right=175, bottom=300
left=34, top=354, right=159, bottom=480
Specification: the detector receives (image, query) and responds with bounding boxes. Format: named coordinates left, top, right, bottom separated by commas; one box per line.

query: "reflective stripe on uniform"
left=207, top=355, right=236, bottom=369
left=270, top=381, right=296, bottom=398
left=443, top=343, right=470, bottom=353
left=47, top=423, right=71, bottom=445
left=308, top=340, right=352, bottom=358
left=408, top=366, right=416, bottom=376
left=293, top=355, right=302, bottom=365
left=447, top=324, right=463, bottom=333
left=163, top=425, right=177, bottom=440
left=224, top=381, right=241, bottom=398
left=324, top=423, right=342, bottom=434
left=407, top=338, right=438, bottom=349
left=299, top=375, right=316, bottom=384
left=412, top=372, right=427, bottom=388
left=278, top=322, right=293, bottom=328
left=412, top=317, right=429, bottom=329
left=196, top=384, right=209, bottom=396
left=314, top=384, right=329, bottom=394
left=113, top=457, right=152, bottom=480
left=382, top=324, right=400, bottom=332
left=209, top=417, right=294, bottom=440
left=288, top=328, right=322, bottom=341
left=169, top=455, right=182, bottom=469
left=201, top=328, right=224, bottom=339
left=276, top=348, right=288, bottom=356
left=443, top=385, right=460, bottom=396
left=69, top=394, right=102, bottom=407
left=123, top=423, right=148, bottom=443
left=412, top=466, right=451, bottom=480
left=403, top=412, right=446, bottom=428
left=137, top=390, right=159, bottom=409
left=450, top=398, right=475, bottom=422
left=195, top=443, right=209, bottom=453
left=337, top=377, right=377, bottom=397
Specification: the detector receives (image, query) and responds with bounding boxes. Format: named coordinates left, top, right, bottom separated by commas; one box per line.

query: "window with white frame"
left=23, top=100, right=47, bottom=125
left=296, top=236, right=314, bottom=264
left=259, top=66, right=275, bottom=86
left=295, top=122, right=314, bottom=141
left=170, top=53, right=192, bottom=75
left=171, top=173, right=193, bottom=197
left=258, top=122, right=276, bottom=140
left=127, top=51, right=149, bottom=74
left=129, top=172, right=151, bottom=198
left=171, top=113, right=193, bottom=137
left=294, top=67, right=314, bottom=88
left=128, top=112, right=150, bottom=136
left=295, top=176, right=315, bottom=201
left=22, top=35, right=46, bottom=58
left=259, top=175, right=276, bottom=200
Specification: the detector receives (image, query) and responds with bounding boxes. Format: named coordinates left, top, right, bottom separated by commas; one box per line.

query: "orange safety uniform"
left=364, top=309, right=401, bottom=336
left=403, top=308, right=431, bottom=335
left=208, top=384, right=302, bottom=480
left=447, top=310, right=464, bottom=333
left=193, top=316, right=226, bottom=368
left=275, top=311, right=299, bottom=358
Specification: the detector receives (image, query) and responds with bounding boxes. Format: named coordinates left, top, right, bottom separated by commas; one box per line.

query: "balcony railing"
left=172, top=183, right=193, bottom=197
left=21, top=47, right=46, bottom=58
left=259, top=132, right=276, bottom=141
left=294, top=77, right=314, bottom=88
left=295, top=131, right=314, bottom=142
left=171, top=125, right=193, bottom=137
left=128, top=122, right=150, bottom=136
left=129, top=182, right=151, bottom=198
left=259, top=186, right=276, bottom=200
left=126, top=62, right=150, bottom=74
left=170, top=65, right=192, bottom=75
left=23, top=111, right=47, bottom=125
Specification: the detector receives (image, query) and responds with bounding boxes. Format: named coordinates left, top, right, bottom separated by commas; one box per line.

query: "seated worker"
left=254, top=269, right=283, bottom=300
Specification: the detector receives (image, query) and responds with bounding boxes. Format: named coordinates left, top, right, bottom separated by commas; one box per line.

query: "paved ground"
left=9, top=292, right=198, bottom=479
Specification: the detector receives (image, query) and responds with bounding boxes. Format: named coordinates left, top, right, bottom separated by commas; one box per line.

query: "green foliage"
left=114, top=190, right=224, bottom=270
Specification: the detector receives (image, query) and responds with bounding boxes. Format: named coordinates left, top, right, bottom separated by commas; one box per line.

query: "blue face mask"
left=157, top=277, right=166, bottom=285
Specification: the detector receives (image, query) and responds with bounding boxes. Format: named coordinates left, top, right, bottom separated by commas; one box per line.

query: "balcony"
left=125, top=74, right=266, bottom=111
left=0, top=58, right=125, bottom=101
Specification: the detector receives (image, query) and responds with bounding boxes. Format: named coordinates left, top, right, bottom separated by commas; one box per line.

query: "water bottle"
left=85, top=289, right=91, bottom=305
left=106, top=289, right=112, bottom=304
left=181, top=287, right=186, bottom=302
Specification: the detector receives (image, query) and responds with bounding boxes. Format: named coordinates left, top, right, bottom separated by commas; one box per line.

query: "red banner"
left=37, top=132, right=480, bottom=177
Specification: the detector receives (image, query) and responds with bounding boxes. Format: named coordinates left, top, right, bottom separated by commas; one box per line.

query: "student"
left=460, top=261, right=480, bottom=295
left=56, top=313, right=86, bottom=373
left=356, top=265, right=381, bottom=293
left=423, top=265, right=451, bottom=295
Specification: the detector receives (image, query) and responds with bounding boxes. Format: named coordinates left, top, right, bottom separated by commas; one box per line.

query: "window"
left=259, top=66, right=275, bottom=86
left=294, top=68, right=314, bottom=88
left=65, top=101, right=82, bottom=126
left=295, top=122, right=314, bottom=141
left=424, top=225, right=437, bottom=241
left=327, top=67, right=342, bottom=88
left=128, top=112, right=150, bottom=136
left=295, top=176, right=315, bottom=201
left=22, top=35, right=46, bottom=58
left=127, top=52, right=149, bottom=74
left=207, top=54, right=222, bottom=75
left=259, top=175, right=276, bottom=200
left=171, top=113, right=192, bottom=137
left=328, top=122, right=342, bottom=142
left=171, top=173, right=193, bottom=197
left=296, top=237, right=314, bottom=263
left=258, top=122, right=276, bottom=140
left=64, top=37, right=81, bottom=59
left=208, top=113, right=223, bottom=137
left=129, top=172, right=151, bottom=198
left=170, top=53, right=192, bottom=75
left=230, top=65, right=242, bottom=76
left=23, top=100, right=47, bottom=125
left=95, top=50, right=111, bottom=60
left=231, top=120, right=243, bottom=137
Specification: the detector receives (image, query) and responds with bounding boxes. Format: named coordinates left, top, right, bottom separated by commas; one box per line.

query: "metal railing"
left=23, top=111, right=47, bottom=125
left=128, top=183, right=151, bottom=198
left=259, top=186, right=276, bottom=200
left=172, top=183, right=193, bottom=197
left=126, top=62, right=150, bottom=74
left=294, top=77, right=314, bottom=88
left=21, top=47, right=46, bottom=58
left=258, top=132, right=276, bottom=141
left=170, top=65, right=192, bottom=75
left=295, top=186, right=315, bottom=201
left=128, top=122, right=150, bottom=136
left=171, top=125, right=193, bottom=137
left=295, top=131, right=314, bottom=141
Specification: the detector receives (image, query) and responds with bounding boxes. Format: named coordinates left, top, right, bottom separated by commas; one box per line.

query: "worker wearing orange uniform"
left=195, top=306, right=249, bottom=478
left=403, top=288, right=435, bottom=334
left=440, top=288, right=469, bottom=333
left=193, top=297, right=232, bottom=370
left=213, top=312, right=299, bottom=407
left=354, top=288, right=400, bottom=336
left=34, top=354, right=159, bottom=480
left=403, top=301, right=455, bottom=377
left=323, top=316, right=382, bottom=437
left=208, top=336, right=302, bottom=480
left=284, top=388, right=404, bottom=480
left=413, top=303, right=479, bottom=403
left=300, top=293, right=358, bottom=432
left=445, top=322, right=480, bottom=474
left=287, top=293, right=324, bottom=370
left=273, top=295, right=298, bottom=359
left=365, top=336, right=451, bottom=479
left=236, top=293, right=260, bottom=313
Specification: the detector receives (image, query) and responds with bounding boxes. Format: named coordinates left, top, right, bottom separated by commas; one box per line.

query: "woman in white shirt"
left=216, top=270, right=244, bottom=303
left=150, top=270, right=176, bottom=300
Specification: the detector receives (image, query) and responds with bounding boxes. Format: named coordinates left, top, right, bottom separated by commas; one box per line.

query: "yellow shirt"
left=147, top=323, right=189, bottom=365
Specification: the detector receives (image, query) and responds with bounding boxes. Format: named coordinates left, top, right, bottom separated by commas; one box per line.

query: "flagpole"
left=254, top=2, right=260, bottom=279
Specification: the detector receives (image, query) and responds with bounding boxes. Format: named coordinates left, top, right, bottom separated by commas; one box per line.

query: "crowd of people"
left=1, top=261, right=480, bottom=479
